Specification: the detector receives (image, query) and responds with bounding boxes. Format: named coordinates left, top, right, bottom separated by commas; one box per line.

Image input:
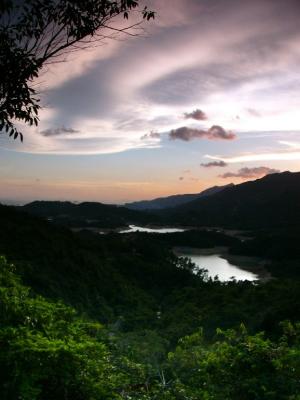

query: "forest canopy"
left=1, top=256, right=300, bottom=400
left=0, top=205, right=300, bottom=398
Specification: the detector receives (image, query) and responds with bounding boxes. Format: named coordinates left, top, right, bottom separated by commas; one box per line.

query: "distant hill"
left=163, top=171, right=300, bottom=229
left=20, top=200, right=159, bottom=228
left=125, top=184, right=234, bottom=210
left=17, top=172, right=300, bottom=229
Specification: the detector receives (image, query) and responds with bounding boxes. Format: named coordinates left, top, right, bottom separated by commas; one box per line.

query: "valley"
left=1, top=172, right=300, bottom=399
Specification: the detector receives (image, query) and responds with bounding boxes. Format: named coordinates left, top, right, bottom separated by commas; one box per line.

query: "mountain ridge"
left=125, top=183, right=234, bottom=210
left=17, top=171, right=300, bottom=230
left=163, top=171, right=300, bottom=229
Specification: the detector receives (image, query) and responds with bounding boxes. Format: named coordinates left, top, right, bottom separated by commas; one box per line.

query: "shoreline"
left=173, top=246, right=272, bottom=282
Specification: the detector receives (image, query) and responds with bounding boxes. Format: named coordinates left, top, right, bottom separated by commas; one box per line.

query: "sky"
left=1, top=0, right=300, bottom=204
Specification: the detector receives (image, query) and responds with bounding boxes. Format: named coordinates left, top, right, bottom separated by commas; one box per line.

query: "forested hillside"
left=2, top=256, right=299, bottom=399
left=163, top=172, right=300, bottom=229
left=1, top=204, right=300, bottom=398
left=1, top=204, right=300, bottom=338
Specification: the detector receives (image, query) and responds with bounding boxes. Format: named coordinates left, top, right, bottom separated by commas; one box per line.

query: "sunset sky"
left=1, top=0, right=300, bottom=204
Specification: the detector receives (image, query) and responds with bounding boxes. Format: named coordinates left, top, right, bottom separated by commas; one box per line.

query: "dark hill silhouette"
left=18, top=172, right=300, bottom=229
left=125, top=184, right=234, bottom=210
left=163, top=171, right=300, bottom=229
left=21, top=200, right=159, bottom=228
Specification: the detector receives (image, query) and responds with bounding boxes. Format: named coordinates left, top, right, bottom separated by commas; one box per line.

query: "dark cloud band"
left=184, top=109, right=207, bottom=121
left=201, top=161, right=227, bottom=168
left=169, top=125, right=236, bottom=141
left=40, top=127, right=79, bottom=137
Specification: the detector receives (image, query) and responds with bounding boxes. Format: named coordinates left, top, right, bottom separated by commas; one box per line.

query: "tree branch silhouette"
left=0, top=0, right=155, bottom=141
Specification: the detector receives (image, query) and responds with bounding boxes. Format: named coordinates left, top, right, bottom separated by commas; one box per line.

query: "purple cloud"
left=169, top=125, right=236, bottom=141
left=40, top=127, right=79, bottom=137
left=220, top=166, right=280, bottom=179
left=184, top=109, right=207, bottom=121
left=246, top=108, right=261, bottom=117
left=141, top=131, right=161, bottom=140
left=201, top=160, right=228, bottom=168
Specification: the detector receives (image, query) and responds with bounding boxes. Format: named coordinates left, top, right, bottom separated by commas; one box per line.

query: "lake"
left=179, top=253, right=258, bottom=281
left=120, top=225, right=185, bottom=233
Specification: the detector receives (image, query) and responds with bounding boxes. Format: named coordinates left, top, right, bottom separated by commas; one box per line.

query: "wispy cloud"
left=3, top=0, right=300, bottom=159
left=169, top=125, right=236, bottom=141
left=201, top=160, right=227, bottom=168
left=184, top=109, right=207, bottom=121
left=206, top=141, right=300, bottom=163
left=246, top=108, right=261, bottom=118
left=219, top=166, right=280, bottom=179
left=279, top=141, right=300, bottom=149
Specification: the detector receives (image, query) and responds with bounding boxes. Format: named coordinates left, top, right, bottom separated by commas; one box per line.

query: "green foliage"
left=0, top=256, right=121, bottom=399
left=0, top=254, right=300, bottom=399
left=168, top=324, right=300, bottom=400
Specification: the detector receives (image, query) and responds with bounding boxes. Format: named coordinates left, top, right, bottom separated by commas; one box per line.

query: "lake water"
left=181, top=253, right=258, bottom=281
left=120, top=225, right=185, bottom=233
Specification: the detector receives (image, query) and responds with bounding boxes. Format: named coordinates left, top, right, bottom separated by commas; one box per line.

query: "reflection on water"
left=120, top=225, right=185, bottom=233
left=181, top=253, right=258, bottom=281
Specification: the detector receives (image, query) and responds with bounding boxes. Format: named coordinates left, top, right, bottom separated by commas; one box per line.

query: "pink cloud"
left=219, top=166, right=280, bottom=179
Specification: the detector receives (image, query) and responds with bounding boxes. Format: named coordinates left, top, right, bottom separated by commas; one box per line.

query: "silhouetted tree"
left=0, top=0, right=155, bottom=141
